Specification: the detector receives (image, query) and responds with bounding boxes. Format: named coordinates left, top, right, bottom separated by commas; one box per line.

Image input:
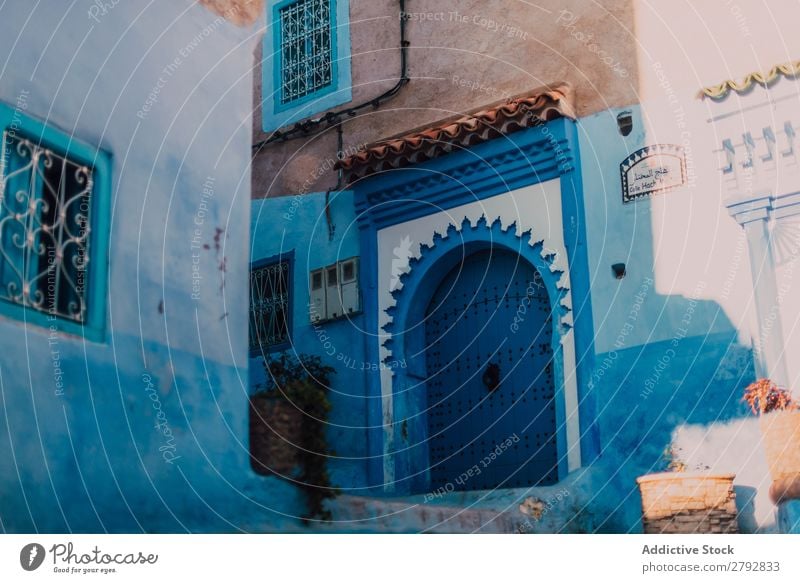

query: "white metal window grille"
left=279, top=0, right=333, bottom=104
left=0, top=132, right=93, bottom=323
left=249, top=260, right=290, bottom=351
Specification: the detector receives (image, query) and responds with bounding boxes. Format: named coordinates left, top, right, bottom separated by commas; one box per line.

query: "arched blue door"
left=424, top=249, right=558, bottom=490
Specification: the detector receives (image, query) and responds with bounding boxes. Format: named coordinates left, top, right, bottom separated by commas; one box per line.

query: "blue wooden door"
left=424, top=249, right=558, bottom=490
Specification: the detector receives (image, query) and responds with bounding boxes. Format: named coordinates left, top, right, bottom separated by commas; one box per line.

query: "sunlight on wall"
left=628, top=0, right=800, bottom=349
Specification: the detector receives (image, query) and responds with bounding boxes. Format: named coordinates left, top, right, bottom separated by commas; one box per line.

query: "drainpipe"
left=325, top=123, right=344, bottom=241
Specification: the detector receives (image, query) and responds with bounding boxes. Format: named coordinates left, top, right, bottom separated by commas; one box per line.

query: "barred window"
left=249, top=260, right=291, bottom=352
left=279, top=0, right=333, bottom=104
left=0, top=131, right=93, bottom=324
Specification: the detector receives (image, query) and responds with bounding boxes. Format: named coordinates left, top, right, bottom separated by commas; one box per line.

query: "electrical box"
left=339, top=257, right=361, bottom=315
left=309, top=257, right=361, bottom=323
left=325, top=264, right=343, bottom=319
left=309, top=268, right=325, bottom=323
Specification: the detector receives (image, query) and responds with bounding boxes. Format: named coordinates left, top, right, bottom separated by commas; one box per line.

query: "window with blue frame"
left=279, top=0, right=333, bottom=104
left=0, top=101, right=111, bottom=339
left=263, top=0, right=352, bottom=132
left=249, top=259, right=291, bottom=353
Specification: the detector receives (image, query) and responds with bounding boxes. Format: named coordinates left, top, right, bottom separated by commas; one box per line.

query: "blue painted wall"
left=0, top=4, right=780, bottom=535
left=0, top=3, right=304, bottom=533
left=250, top=190, right=371, bottom=492
left=779, top=500, right=800, bottom=533
left=574, top=105, right=762, bottom=531
left=250, top=109, right=764, bottom=531
left=247, top=106, right=767, bottom=532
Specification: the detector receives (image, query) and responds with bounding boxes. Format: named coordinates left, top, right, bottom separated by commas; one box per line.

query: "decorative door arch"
left=383, top=217, right=572, bottom=493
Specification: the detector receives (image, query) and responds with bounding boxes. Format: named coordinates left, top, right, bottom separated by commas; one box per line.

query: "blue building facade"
left=0, top=2, right=311, bottom=533
left=248, top=88, right=785, bottom=532
left=1, top=0, right=798, bottom=535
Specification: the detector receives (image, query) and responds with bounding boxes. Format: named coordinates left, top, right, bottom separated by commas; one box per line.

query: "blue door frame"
left=352, top=117, right=598, bottom=492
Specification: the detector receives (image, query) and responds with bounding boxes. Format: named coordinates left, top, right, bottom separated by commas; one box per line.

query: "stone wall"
left=252, top=0, right=640, bottom=197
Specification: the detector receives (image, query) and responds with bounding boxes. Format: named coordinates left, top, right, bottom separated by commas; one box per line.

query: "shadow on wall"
left=577, top=103, right=758, bottom=532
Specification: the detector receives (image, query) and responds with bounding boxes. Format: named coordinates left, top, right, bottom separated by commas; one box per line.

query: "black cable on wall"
left=252, top=0, right=410, bottom=152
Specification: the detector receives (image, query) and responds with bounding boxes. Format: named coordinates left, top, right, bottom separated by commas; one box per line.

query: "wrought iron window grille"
left=249, top=260, right=291, bottom=351
left=279, top=0, right=333, bottom=104
left=0, top=132, right=93, bottom=323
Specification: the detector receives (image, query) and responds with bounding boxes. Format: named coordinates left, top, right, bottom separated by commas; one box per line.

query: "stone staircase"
left=324, top=494, right=520, bottom=533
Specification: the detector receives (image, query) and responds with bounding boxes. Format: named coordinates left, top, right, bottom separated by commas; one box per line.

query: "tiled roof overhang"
left=700, top=60, right=800, bottom=100
left=335, top=83, right=575, bottom=183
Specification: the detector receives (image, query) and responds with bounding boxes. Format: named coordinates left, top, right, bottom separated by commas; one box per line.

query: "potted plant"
left=249, top=353, right=338, bottom=521
left=743, top=378, right=800, bottom=503
left=635, top=446, right=738, bottom=533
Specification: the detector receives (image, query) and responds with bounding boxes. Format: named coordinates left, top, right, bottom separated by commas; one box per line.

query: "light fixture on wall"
left=617, top=111, right=633, bottom=136
left=612, top=263, right=626, bottom=279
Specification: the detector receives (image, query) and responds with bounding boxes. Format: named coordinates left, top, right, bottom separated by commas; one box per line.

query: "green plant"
left=261, top=353, right=338, bottom=522
left=743, top=378, right=797, bottom=416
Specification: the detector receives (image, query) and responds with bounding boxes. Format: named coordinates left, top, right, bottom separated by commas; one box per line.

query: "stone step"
left=325, top=494, right=519, bottom=533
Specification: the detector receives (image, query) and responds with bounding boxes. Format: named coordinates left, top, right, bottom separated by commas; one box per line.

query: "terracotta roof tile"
left=336, top=83, right=575, bottom=183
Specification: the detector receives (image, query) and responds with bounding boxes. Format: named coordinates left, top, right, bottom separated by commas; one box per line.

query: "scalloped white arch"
left=375, top=179, right=581, bottom=486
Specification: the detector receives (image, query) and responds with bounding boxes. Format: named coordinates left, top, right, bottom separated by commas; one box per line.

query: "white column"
left=728, top=195, right=790, bottom=387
